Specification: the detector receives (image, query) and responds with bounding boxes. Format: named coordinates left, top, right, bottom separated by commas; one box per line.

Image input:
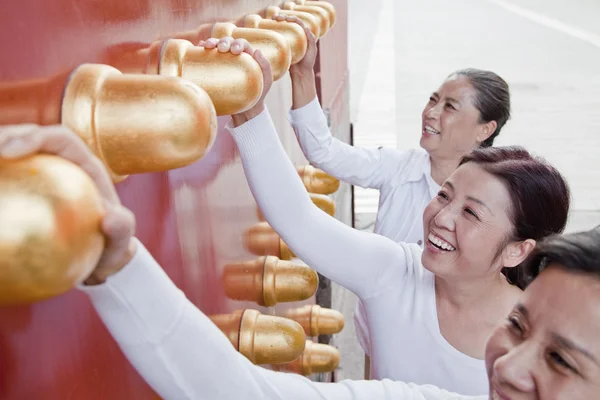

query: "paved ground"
left=333, top=0, right=600, bottom=380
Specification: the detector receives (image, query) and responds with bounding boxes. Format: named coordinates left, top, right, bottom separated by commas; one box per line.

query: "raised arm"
left=79, top=241, right=470, bottom=400
left=198, top=37, right=405, bottom=298
left=283, top=16, right=402, bottom=190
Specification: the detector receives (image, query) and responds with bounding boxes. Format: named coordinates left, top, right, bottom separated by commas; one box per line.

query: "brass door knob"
left=239, top=14, right=307, bottom=65
left=0, top=155, right=105, bottom=305
left=107, top=39, right=263, bottom=116
left=211, top=22, right=292, bottom=81
left=243, top=222, right=295, bottom=260
left=297, top=165, right=340, bottom=194
left=281, top=2, right=330, bottom=37
left=272, top=340, right=340, bottom=375
left=294, top=0, right=336, bottom=27
left=0, top=64, right=217, bottom=181
left=285, top=304, right=344, bottom=336
left=264, top=6, right=321, bottom=39
left=211, top=309, right=306, bottom=364
left=223, top=256, right=318, bottom=306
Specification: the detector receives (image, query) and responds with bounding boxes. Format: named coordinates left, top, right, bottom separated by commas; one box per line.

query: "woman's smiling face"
left=485, top=266, right=600, bottom=400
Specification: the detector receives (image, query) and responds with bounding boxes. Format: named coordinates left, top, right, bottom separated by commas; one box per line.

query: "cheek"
left=484, top=328, right=510, bottom=377
left=423, top=201, right=438, bottom=229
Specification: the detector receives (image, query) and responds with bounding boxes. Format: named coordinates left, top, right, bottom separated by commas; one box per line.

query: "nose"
left=433, top=205, right=456, bottom=231
left=424, top=101, right=442, bottom=120
left=493, top=344, right=536, bottom=393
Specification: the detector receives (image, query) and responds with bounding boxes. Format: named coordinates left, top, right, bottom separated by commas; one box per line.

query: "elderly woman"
left=1, top=124, right=597, bottom=400
left=277, top=14, right=513, bottom=381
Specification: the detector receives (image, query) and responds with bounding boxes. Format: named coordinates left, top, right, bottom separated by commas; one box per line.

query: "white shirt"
left=79, top=240, right=484, bottom=400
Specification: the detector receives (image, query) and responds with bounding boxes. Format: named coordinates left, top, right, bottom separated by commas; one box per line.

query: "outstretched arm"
left=79, top=240, right=472, bottom=400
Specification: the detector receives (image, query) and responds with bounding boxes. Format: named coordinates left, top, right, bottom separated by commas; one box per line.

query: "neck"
left=434, top=272, right=514, bottom=310
left=429, top=155, right=461, bottom=186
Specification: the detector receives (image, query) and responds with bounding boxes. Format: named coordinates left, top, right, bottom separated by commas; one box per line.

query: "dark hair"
left=521, top=227, right=600, bottom=286
left=459, top=146, right=571, bottom=288
left=450, top=69, right=511, bottom=148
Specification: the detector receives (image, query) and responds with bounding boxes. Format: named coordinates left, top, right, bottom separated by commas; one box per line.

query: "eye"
left=444, top=102, right=456, bottom=111
left=464, top=207, right=479, bottom=219
left=437, top=191, right=449, bottom=201
left=507, top=316, right=523, bottom=335
left=428, top=96, right=437, bottom=103
left=549, top=351, right=577, bottom=374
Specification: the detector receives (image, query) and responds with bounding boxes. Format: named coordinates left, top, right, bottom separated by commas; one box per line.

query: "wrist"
left=290, top=67, right=315, bottom=82
left=84, top=238, right=137, bottom=285
left=231, top=103, right=265, bottom=127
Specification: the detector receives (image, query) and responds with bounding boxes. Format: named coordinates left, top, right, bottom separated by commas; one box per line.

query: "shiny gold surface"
left=285, top=304, right=345, bottom=336
left=109, top=39, right=263, bottom=116
left=272, top=340, right=340, bottom=375
left=243, top=222, right=296, bottom=260
left=297, top=165, right=340, bottom=195
left=264, top=6, right=321, bottom=39
left=240, top=14, right=307, bottom=65
left=62, top=64, right=217, bottom=180
left=211, top=23, right=291, bottom=81
left=211, top=309, right=306, bottom=364
left=282, top=2, right=330, bottom=37
left=295, top=0, right=336, bottom=27
left=159, top=39, right=264, bottom=115
left=257, top=192, right=335, bottom=221
left=0, top=155, right=105, bottom=305
left=223, top=256, right=318, bottom=306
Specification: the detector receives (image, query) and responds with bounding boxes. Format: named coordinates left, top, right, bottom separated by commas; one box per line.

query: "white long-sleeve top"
left=288, top=98, right=441, bottom=364
left=79, top=240, right=484, bottom=400
left=227, top=108, right=488, bottom=395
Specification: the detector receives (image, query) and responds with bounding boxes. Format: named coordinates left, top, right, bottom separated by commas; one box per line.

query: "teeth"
left=424, top=126, right=440, bottom=135
left=427, top=233, right=456, bottom=251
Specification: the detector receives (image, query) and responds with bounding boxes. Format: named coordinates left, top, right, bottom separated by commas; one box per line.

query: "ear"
left=476, top=120, right=497, bottom=144
left=501, top=238, right=537, bottom=268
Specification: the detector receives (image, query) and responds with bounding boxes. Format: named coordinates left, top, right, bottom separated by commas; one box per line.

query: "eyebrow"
left=516, top=304, right=598, bottom=365
left=443, top=181, right=493, bottom=214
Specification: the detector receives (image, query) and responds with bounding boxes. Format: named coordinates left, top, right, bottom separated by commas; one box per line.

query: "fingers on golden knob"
left=0, top=155, right=105, bottom=305
left=243, top=222, right=295, bottom=260
left=273, top=340, right=340, bottom=375
left=62, top=63, right=218, bottom=180
left=285, top=304, right=345, bottom=336
left=212, top=22, right=291, bottom=81
left=297, top=165, right=340, bottom=195
left=241, top=14, right=307, bottom=65
left=159, top=39, right=264, bottom=116
left=282, top=2, right=330, bottom=37
left=223, top=256, right=318, bottom=306
left=212, top=309, right=306, bottom=364
left=266, top=6, right=321, bottom=39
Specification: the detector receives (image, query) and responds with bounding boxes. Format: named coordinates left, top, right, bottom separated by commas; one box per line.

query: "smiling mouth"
left=423, top=125, right=440, bottom=135
left=427, top=232, right=456, bottom=251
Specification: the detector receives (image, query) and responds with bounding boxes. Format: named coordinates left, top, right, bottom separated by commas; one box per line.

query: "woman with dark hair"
left=208, top=37, right=568, bottom=395
left=275, top=15, right=513, bottom=377
left=3, top=125, right=599, bottom=400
